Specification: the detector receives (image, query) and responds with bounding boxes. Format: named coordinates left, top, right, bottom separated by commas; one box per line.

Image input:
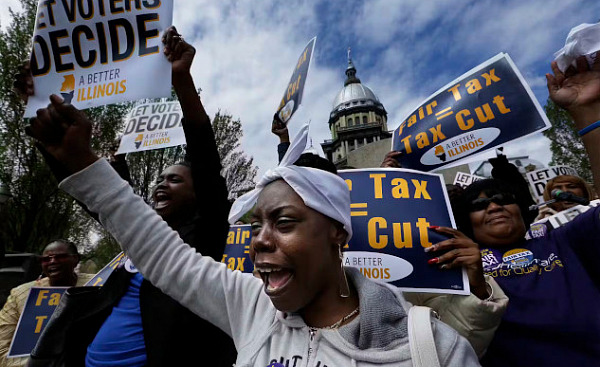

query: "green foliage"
left=0, top=1, right=129, bottom=254
left=0, top=4, right=256, bottom=265
left=543, top=99, right=592, bottom=182
left=82, top=232, right=122, bottom=270
left=212, top=111, right=257, bottom=199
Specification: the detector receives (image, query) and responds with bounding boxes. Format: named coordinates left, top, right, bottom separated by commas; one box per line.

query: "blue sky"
left=2, top=0, right=600, bottom=178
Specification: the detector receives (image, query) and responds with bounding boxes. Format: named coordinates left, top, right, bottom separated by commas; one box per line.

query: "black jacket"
left=31, top=115, right=236, bottom=366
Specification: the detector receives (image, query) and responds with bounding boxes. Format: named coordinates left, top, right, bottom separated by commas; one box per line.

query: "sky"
left=2, top=0, right=600, bottom=179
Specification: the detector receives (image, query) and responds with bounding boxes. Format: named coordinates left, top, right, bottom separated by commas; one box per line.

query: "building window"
left=348, top=117, right=353, bottom=126
left=363, top=116, right=367, bottom=124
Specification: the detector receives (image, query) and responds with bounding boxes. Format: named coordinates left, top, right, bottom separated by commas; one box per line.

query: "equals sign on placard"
left=244, top=245, right=250, bottom=254
left=435, top=107, right=454, bottom=120
left=350, top=203, right=368, bottom=217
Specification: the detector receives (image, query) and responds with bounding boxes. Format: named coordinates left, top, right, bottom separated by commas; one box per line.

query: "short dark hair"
left=174, top=160, right=191, bottom=169
left=294, top=153, right=337, bottom=174
left=46, top=239, right=80, bottom=256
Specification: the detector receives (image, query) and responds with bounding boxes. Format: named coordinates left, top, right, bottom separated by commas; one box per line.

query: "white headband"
left=228, top=123, right=353, bottom=242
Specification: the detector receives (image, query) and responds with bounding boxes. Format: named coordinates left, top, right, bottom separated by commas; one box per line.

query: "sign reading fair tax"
left=25, top=0, right=173, bottom=117
left=8, top=287, right=68, bottom=358
left=116, top=101, right=185, bottom=154
left=221, top=225, right=253, bottom=273
left=275, top=37, right=316, bottom=124
left=392, top=53, right=550, bottom=171
left=339, top=169, right=468, bottom=294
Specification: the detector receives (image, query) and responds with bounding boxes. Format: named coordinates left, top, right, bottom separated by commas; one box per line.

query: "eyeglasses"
left=39, top=253, right=74, bottom=264
left=469, top=193, right=516, bottom=212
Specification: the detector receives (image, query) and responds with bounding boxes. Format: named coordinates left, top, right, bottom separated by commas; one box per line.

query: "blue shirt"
left=481, top=206, right=600, bottom=366
left=85, top=272, right=147, bottom=367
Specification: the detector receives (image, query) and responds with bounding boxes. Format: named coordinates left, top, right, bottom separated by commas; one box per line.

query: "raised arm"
left=25, top=96, right=271, bottom=347
left=547, top=54, right=600, bottom=194
left=162, top=27, right=230, bottom=251
left=271, top=116, right=291, bottom=163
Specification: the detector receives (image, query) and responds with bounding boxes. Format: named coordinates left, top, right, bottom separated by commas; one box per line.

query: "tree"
left=212, top=111, right=258, bottom=199
left=0, top=1, right=256, bottom=260
left=543, top=99, right=592, bottom=182
left=0, top=0, right=130, bottom=255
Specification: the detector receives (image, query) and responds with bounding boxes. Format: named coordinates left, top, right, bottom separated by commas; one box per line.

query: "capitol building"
left=321, top=54, right=392, bottom=169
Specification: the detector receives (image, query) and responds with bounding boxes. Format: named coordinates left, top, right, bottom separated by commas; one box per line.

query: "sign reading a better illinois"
left=24, top=0, right=173, bottom=117
left=339, top=169, right=469, bottom=294
left=116, top=101, right=185, bottom=154
left=392, top=53, right=550, bottom=171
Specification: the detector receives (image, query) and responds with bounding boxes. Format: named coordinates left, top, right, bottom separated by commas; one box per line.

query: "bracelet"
left=578, top=120, right=600, bottom=136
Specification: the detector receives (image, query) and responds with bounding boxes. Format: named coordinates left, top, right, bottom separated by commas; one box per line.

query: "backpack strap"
left=408, top=306, right=441, bottom=367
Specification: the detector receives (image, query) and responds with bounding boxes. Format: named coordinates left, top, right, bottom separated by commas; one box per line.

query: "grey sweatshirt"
left=60, top=159, right=480, bottom=366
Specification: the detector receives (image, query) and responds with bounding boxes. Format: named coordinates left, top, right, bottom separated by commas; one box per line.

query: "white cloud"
left=2, top=0, right=599, bottom=179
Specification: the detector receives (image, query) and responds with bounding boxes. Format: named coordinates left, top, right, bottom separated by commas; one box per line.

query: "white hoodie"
left=60, top=159, right=480, bottom=366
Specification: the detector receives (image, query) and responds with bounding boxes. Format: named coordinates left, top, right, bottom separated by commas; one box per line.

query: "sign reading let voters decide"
left=392, top=53, right=550, bottom=171
left=339, top=169, right=469, bottom=294
left=25, top=0, right=173, bottom=117
left=116, top=101, right=186, bottom=154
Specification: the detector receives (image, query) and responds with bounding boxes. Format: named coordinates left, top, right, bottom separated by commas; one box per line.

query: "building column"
left=354, top=139, right=358, bottom=150
left=363, top=137, right=367, bottom=145
left=344, top=140, right=349, bottom=156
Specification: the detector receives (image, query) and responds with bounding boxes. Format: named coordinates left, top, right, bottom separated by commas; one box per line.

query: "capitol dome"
left=329, top=58, right=386, bottom=123
left=321, top=51, right=391, bottom=170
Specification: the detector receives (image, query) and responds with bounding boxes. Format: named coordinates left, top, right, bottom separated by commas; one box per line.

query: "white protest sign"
left=116, top=101, right=185, bottom=154
left=526, top=165, right=578, bottom=203
left=25, top=0, right=173, bottom=117
left=526, top=199, right=600, bottom=239
left=453, top=172, right=484, bottom=189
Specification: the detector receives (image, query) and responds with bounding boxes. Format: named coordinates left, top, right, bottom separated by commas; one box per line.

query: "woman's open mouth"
left=256, top=267, right=294, bottom=296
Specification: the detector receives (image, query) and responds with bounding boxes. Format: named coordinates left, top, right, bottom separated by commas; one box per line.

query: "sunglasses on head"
left=469, top=193, right=516, bottom=212
left=39, top=253, right=74, bottom=264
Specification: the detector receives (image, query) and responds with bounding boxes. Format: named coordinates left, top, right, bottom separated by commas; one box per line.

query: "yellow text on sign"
left=367, top=217, right=432, bottom=250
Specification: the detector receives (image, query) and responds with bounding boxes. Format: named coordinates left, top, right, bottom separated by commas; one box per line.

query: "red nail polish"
left=427, top=258, right=439, bottom=265
left=429, top=225, right=439, bottom=229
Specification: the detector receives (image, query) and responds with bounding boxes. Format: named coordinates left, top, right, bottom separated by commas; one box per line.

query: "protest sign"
left=453, top=172, right=484, bottom=189
left=339, top=169, right=469, bottom=294
left=526, top=165, right=579, bottom=203
left=222, top=225, right=253, bottom=273
left=275, top=37, right=316, bottom=124
left=24, top=0, right=173, bottom=117
left=7, top=252, right=128, bottom=357
left=8, top=287, right=68, bottom=357
left=116, top=101, right=185, bottom=154
left=392, top=53, right=551, bottom=171
left=527, top=199, right=600, bottom=239
left=85, top=251, right=128, bottom=286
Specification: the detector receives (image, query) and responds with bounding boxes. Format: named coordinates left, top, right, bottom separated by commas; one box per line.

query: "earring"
left=338, top=244, right=350, bottom=298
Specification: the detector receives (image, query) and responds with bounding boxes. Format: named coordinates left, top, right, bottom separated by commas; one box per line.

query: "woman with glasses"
left=446, top=55, right=600, bottom=367
left=0, top=240, right=93, bottom=367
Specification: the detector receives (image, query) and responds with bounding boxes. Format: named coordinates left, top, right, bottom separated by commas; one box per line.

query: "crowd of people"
left=0, top=23, right=599, bottom=367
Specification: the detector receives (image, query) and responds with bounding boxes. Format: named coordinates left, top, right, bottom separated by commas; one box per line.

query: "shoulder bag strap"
left=408, top=306, right=441, bottom=367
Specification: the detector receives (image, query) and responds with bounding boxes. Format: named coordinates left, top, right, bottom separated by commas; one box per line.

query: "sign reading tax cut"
left=116, top=101, right=186, bottom=154
left=25, top=0, right=173, bottom=117
left=392, top=53, right=551, bottom=171
left=339, top=169, right=469, bottom=294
